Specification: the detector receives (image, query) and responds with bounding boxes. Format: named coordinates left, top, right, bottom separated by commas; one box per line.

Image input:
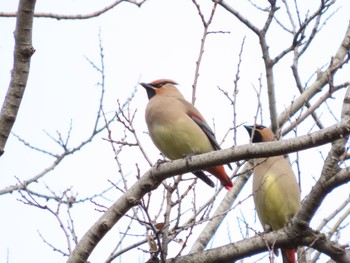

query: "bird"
left=244, top=124, right=301, bottom=263
left=140, top=79, right=233, bottom=190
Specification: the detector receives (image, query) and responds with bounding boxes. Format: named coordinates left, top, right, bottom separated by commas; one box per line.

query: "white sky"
left=0, top=0, right=350, bottom=262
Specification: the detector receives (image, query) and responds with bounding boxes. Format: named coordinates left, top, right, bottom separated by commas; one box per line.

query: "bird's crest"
left=148, top=79, right=178, bottom=88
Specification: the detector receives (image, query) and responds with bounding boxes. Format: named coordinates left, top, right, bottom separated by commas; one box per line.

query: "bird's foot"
left=182, top=153, right=196, bottom=158
left=155, top=159, right=168, bottom=168
left=263, top=224, right=273, bottom=233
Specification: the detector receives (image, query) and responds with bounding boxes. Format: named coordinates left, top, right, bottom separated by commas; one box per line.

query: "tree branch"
left=0, top=0, right=146, bottom=20
left=218, top=1, right=259, bottom=34
left=278, top=22, right=350, bottom=127
left=0, top=0, right=36, bottom=156
left=191, top=0, right=219, bottom=105
left=189, top=164, right=252, bottom=253
left=167, top=224, right=350, bottom=263
left=296, top=85, right=350, bottom=225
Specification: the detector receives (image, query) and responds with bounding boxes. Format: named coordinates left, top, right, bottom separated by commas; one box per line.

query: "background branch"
left=0, top=0, right=146, bottom=20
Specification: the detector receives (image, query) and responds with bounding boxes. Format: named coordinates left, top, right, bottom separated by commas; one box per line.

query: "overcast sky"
left=1, top=1, right=350, bottom=262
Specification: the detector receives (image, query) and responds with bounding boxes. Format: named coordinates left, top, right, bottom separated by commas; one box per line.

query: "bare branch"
left=0, top=32, right=122, bottom=195
left=310, top=195, right=350, bottom=262
left=189, top=164, right=252, bottom=253
left=282, top=82, right=350, bottom=135
left=0, top=0, right=147, bottom=20
left=218, top=1, right=280, bottom=132
left=167, top=225, right=350, bottom=263
left=191, top=0, right=219, bottom=104
left=295, top=85, right=350, bottom=225
left=0, top=0, right=36, bottom=156
left=278, top=22, right=350, bottom=128
left=218, top=1, right=259, bottom=34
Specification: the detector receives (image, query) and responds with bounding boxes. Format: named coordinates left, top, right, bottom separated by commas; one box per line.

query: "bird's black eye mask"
left=145, top=87, right=156, bottom=100
left=250, top=130, right=263, bottom=143
left=140, top=83, right=157, bottom=99
left=244, top=125, right=266, bottom=143
left=144, top=83, right=166, bottom=99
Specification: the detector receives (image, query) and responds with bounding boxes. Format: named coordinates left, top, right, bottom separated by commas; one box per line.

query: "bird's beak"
left=140, top=82, right=153, bottom=90
left=244, top=125, right=255, bottom=139
left=244, top=125, right=253, bottom=132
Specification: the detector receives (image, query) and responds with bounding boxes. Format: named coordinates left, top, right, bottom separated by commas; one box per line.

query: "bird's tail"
left=193, top=171, right=215, bottom=188
left=207, top=165, right=233, bottom=190
left=281, top=248, right=296, bottom=263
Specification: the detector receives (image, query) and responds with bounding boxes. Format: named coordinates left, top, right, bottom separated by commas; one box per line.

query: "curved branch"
left=0, top=0, right=36, bottom=156
left=167, top=224, right=350, bottom=263
left=218, top=1, right=259, bottom=34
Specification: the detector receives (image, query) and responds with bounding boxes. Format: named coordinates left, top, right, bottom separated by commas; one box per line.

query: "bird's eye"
left=154, top=83, right=166, bottom=88
left=255, top=125, right=266, bottom=130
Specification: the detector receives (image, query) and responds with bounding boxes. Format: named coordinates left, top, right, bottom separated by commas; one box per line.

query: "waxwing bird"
left=141, top=79, right=233, bottom=190
left=244, top=125, right=301, bottom=263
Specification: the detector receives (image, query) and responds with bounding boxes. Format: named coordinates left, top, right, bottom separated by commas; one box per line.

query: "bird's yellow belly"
left=150, top=122, right=212, bottom=160
left=254, top=171, right=300, bottom=230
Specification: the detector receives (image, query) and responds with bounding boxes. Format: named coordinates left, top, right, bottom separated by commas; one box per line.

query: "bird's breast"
left=146, top=116, right=213, bottom=160
left=253, top=156, right=301, bottom=230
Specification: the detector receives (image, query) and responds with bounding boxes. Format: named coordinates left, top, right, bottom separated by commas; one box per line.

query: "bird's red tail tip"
left=281, top=248, right=296, bottom=263
left=225, top=184, right=233, bottom=190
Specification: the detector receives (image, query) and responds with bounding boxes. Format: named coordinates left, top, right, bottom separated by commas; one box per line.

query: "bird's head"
left=244, top=124, right=275, bottom=142
left=140, top=79, right=182, bottom=100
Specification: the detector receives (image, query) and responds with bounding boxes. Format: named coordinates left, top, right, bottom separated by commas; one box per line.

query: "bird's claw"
left=155, top=159, right=168, bottom=168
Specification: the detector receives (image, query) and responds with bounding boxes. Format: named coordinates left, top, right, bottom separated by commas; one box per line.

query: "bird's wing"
left=190, top=113, right=221, bottom=150
left=183, top=100, right=233, bottom=170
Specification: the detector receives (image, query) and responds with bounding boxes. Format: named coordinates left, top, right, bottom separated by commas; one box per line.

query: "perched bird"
left=141, top=79, right=233, bottom=190
left=244, top=125, right=301, bottom=263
